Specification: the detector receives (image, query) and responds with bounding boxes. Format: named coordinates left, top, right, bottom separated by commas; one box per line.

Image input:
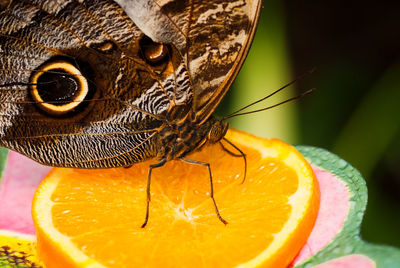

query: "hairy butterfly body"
left=0, top=0, right=262, bottom=226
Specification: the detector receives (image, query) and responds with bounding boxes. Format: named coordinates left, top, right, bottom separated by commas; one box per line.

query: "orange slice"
left=32, top=129, right=319, bottom=267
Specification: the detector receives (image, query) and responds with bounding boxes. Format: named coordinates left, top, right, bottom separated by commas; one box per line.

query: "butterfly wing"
left=187, top=0, right=262, bottom=122
left=0, top=0, right=261, bottom=168
left=0, top=0, right=192, bottom=168
left=118, top=0, right=262, bottom=123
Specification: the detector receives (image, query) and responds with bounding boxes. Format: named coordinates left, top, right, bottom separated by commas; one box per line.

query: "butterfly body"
left=0, top=0, right=261, bottom=169
left=156, top=114, right=228, bottom=161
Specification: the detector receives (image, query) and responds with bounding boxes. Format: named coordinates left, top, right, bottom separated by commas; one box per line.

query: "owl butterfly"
left=0, top=0, right=262, bottom=226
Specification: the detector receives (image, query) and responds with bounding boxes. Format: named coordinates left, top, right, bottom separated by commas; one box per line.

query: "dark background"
left=219, top=0, right=400, bottom=247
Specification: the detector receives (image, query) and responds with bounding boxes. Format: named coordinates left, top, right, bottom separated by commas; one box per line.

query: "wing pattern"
left=0, top=0, right=261, bottom=168
left=0, top=0, right=193, bottom=167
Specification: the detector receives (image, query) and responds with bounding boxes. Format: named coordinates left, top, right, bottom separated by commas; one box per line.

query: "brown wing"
left=121, top=0, right=262, bottom=123
left=116, top=0, right=262, bottom=122
left=0, top=0, right=193, bottom=168
left=0, top=0, right=260, bottom=168
left=186, top=0, right=262, bottom=123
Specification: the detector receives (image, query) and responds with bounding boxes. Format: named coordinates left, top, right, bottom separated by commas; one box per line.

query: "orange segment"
left=32, top=129, right=320, bottom=267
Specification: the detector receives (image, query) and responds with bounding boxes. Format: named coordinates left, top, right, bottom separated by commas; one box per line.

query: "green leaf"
left=0, top=148, right=9, bottom=182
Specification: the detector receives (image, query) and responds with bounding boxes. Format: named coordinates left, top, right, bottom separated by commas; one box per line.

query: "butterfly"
left=0, top=0, right=262, bottom=227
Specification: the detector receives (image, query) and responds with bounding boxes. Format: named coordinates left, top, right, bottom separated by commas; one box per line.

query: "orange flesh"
left=33, top=130, right=319, bottom=267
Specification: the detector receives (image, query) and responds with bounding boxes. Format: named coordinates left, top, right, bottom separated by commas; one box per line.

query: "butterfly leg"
left=142, top=158, right=167, bottom=228
left=180, top=157, right=228, bottom=225
left=220, top=137, right=247, bottom=184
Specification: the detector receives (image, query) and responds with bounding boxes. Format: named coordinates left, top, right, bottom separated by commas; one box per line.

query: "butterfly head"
left=207, top=118, right=229, bottom=144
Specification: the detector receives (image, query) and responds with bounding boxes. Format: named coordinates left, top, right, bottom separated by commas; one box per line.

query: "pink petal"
left=0, top=151, right=51, bottom=235
left=314, top=254, right=375, bottom=268
left=291, top=166, right=350, bottom=266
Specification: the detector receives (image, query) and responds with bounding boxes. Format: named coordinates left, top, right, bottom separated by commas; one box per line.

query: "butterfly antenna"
left=222, top=88, right=315, bottom=120
left=223, top=68, right=315, bottom=119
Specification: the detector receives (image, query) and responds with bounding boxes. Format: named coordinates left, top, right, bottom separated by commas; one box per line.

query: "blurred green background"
left=217, top=0, right=400, bottom=247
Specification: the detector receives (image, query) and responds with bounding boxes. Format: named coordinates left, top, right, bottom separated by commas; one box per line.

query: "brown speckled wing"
left=0, top=0, right=180, bottom=168
left=0, top=0, right=261, bottom=168
left=155, top=0, right=262, bottom=122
